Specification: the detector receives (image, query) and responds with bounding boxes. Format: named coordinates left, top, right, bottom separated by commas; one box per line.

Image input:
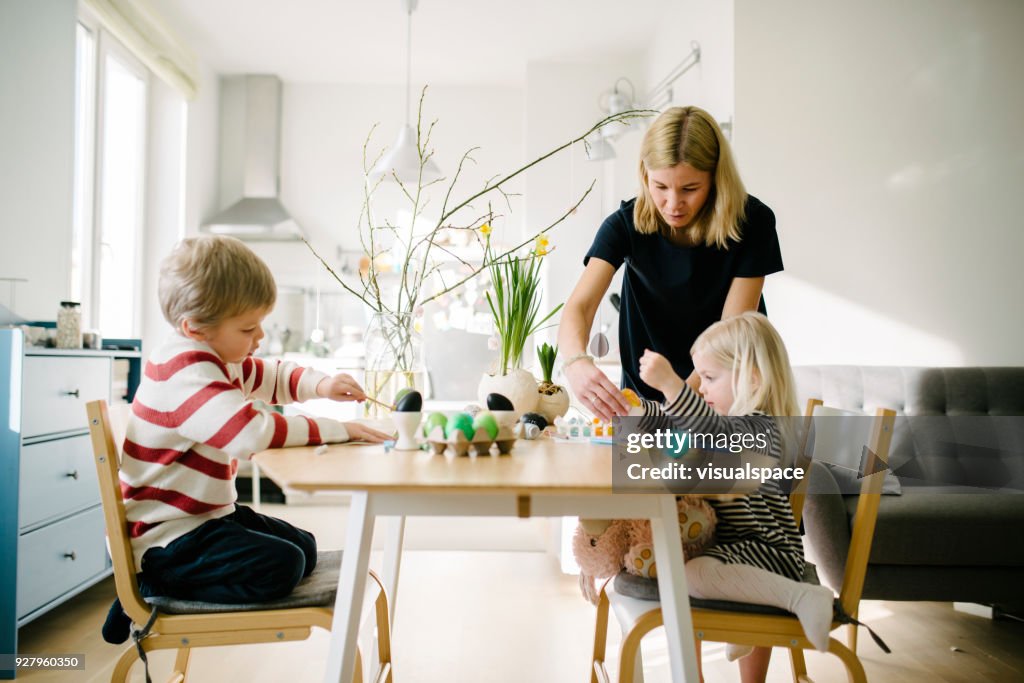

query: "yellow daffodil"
left=479, top=223, right=492, bottom=236
left=534, top=234, right=550, bottom=257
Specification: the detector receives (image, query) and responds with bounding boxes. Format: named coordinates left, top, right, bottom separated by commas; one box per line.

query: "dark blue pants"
left=137, top=504, right=317, bottom=603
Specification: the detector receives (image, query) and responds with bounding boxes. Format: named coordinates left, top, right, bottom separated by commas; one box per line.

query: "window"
left=72, top=17, right=148, bottom=338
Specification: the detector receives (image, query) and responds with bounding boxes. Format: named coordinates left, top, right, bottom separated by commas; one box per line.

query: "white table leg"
left=381, top=515, right=405, bottom=624
left=324, top=491, right=375, bottom=683
left=650, top=494, right=700, bottom=682
left=362, top=515, right=405, bottom=682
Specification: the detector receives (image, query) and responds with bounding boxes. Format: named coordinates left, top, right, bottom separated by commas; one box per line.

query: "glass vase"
left=363, top=311, right=427, bottom=418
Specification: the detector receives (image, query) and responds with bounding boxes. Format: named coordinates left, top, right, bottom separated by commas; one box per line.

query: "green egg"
left=424, top=411, right=448, bottom=436
left=394, top=387, right=414, bottom=404
left=445, top=412, right=475, bottom=440
left=472, top=412, right=499, bottom=440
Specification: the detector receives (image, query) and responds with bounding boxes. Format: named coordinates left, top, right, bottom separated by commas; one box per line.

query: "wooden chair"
left=590, top=399, right=896, bottom=683
left=86, top=400, right=393, bottom=683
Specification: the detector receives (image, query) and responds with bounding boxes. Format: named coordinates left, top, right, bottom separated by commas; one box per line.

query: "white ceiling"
left=149, top=0, right=670, bottom=85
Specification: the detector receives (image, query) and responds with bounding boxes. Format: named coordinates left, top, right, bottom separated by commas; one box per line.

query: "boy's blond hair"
left=634, top=106, right=747, bottom=249
left=159, top=235, right=276, bottom=329
left=691, top=311, right=798, bottom=418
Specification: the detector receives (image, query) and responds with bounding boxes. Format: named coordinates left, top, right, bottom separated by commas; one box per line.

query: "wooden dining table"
left=253, top=436, right=700, bottom=682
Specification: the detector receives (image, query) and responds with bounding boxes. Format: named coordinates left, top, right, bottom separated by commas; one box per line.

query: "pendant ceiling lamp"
left=368, top=0, right=442, bottom=183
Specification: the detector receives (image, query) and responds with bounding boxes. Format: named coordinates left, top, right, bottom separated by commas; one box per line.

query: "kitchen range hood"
left=202, top=75, right=304, bottom=241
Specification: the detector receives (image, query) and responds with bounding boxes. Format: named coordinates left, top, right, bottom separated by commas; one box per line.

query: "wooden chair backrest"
left=790, top=400, right=896, bottom=615
left=839, top=406, right=895, bottom=616
left=86, top=400, right=153, bottom=625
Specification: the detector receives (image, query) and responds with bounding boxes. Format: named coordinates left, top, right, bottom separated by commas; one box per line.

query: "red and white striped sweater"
left=121, top=334, right=350, bottom=570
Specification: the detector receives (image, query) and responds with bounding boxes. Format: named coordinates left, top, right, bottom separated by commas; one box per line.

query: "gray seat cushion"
left=614, top=563, right=821, bottom=617
left=852, top=495, right=1024, bottom=566
left=145, top=550, right=341, bottom=614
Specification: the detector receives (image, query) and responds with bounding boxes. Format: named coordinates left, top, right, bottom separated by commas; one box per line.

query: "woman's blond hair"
left=634, top=106, right=747, bottom=248
left=159, top=235, right=276, bottom=329
left=691, top=311, right=798, bottom=418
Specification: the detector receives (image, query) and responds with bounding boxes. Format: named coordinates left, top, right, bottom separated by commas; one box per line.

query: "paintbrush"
left=362, top=395, right=395, bottom=411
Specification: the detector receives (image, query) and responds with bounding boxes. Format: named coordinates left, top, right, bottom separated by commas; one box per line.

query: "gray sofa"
left=793, top=366, right=1024, bottom=611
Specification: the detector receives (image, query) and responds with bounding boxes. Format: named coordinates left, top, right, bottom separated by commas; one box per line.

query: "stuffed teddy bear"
left=572, top=495, right=717, bottom=604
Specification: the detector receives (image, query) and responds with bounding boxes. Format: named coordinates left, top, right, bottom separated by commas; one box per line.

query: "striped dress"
left=120, top=334, right=350, bottom=570
left=641, top=386, right=805, bottom=581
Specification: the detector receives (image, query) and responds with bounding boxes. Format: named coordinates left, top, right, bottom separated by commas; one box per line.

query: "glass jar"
left=56, top=301, right=82, bottom=349
left=363, top=311, right=427, bottom=418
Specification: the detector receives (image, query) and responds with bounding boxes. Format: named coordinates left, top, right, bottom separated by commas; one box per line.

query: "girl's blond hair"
left=691, top=311, right=798, bottom=417
left=159, top=235, right=277, bottom=329
left=634, top=106, right=747, bottom=248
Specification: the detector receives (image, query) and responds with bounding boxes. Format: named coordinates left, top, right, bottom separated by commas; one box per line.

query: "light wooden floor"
left=16, top=504, right=1024, bottom=682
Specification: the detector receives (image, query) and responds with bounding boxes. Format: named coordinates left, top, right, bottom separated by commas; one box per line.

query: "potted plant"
left=478, top=236, right=562, bottom=413
left=535, top=342, right=570, bottom=423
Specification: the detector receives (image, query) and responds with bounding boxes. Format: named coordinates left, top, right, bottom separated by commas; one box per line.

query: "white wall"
left=524, top=59, right=647, bottom=361
left=0, top=0, right=77, bottom=321
left=644, top=0, right=734, bottom=119
left=736, top=0, right=1024, bottom=366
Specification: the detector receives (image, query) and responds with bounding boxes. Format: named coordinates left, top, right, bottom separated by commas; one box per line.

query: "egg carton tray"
left=422, top=424, right=517, bottom=457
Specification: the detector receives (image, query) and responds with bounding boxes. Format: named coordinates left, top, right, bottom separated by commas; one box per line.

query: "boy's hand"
left=639, top=349, right=684, bottom=401
left=343, top=422, right=393, bottom=443
left=317, top=373, right=367, bottom=402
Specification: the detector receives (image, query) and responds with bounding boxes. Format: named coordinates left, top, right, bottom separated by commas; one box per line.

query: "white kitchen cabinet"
left=0, top=329, right=140, bottom=679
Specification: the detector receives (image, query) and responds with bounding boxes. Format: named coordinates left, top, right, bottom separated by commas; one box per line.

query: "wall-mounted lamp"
left=589, top=41, right=724, bottom=162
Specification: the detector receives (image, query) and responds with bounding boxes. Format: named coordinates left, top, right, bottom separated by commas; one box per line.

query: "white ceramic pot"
left=536, top=387, right=570, bottom=424
left=477, top=368, right=539, bottom=414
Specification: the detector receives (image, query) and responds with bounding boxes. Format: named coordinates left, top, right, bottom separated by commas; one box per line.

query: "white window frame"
left=75, top=6, right=149, bottom=336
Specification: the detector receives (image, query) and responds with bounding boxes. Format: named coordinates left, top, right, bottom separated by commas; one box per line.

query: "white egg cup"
left=392, top=411, right=422, bottom=450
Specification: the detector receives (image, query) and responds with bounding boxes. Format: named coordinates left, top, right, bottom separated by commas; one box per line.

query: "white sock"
left=686, top=556, right=834, bottom=652
left=725, top=643, right=754, bottom=661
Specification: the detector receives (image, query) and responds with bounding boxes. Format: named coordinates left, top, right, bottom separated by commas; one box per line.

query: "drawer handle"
left=63, top=389, right=81, bottom=398
left=66, top=470, right=79, bottom=480
left=64, top=551, right=77, bottom=561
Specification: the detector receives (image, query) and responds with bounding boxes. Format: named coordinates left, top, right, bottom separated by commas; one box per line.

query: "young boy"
left=103, top=235, right=391, bottom=643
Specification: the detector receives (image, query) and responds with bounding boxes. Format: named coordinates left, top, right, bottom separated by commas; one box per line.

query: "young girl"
left=637, top=311, right=833, bottom=676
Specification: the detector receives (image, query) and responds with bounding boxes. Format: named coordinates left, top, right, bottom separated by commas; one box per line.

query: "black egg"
left=394, top=390, right=423, bottom=412
left=486, top=393, right=514, bottom=411
left=521, top=412, right=548, bottom=430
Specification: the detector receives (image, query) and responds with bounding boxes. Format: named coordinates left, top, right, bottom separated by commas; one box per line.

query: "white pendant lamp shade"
left=368, top=0, right=442, bottom=183
left=369, top=124, right=442, bottom=183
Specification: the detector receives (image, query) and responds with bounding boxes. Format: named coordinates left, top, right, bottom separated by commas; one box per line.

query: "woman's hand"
left=342, top=422, right=393, bottom=443
left=316, top=373, right=367, bottom=402
left=565, top=359, right=630, bottom=422
left=639, top=350, right=684, bottom=401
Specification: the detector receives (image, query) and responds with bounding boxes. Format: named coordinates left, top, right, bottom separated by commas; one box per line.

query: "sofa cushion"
left=849, top=495, right=1024, bottom=566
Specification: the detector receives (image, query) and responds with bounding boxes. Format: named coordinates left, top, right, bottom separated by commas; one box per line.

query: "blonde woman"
left=638, top=312, right=831, bottom=682
left=558, top=106, right=783, bottom=421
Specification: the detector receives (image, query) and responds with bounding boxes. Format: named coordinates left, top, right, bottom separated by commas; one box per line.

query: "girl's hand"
left=639, top=349, right=684, bottom=400
left=317, top=373, right=367, bottom=402
left=342, top=422, right=393, bottom=443
left=565, top=358, right=630, bottom=422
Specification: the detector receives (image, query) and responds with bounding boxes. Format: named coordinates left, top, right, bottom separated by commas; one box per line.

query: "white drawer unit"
left=18, top=434, right=101, bottom=531
left=1, top=330, right=141, bottom=679
left=16, top=506, right=108, bottom=619
left=21, top=355, right=111, bottom=439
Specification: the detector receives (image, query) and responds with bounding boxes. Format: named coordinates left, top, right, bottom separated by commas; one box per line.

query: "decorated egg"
left=445, top=412, right=475, bottom=440
left=423, top=411, right=448, bottom=436
left=521, top=412, right=548, bottom=430
left=621, top=388, right=642, bottom=407
left=472, top=412, right=499, bottom=440
left=485, top=393, right=514, bottom=411
left=394, top=389, right=423, bottom=412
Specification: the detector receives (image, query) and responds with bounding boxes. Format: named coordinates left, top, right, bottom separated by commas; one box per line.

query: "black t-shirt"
left=583, top=195, right=783, bottom=401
